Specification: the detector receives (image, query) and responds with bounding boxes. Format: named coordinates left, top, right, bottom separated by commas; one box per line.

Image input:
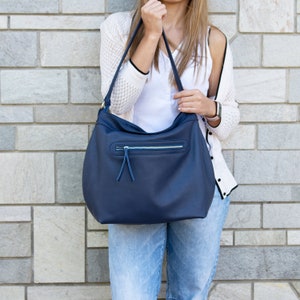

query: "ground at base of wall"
left=208, top=281, right=300, bottom=300
left=1, top=281, right=299, bottom=300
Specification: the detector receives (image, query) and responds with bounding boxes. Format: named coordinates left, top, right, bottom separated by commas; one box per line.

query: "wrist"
left=205, top=100, right=217, bottom=118
left=206, top=101, right=222, bottom=121
left=143, top=31, right=162, bottom=43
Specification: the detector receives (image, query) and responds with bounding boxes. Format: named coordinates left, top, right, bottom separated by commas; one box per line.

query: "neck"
left=162, top=1, right=188, bottom=29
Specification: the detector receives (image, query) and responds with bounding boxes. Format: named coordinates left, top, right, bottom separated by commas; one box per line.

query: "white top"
left=100, top=11, right=240, bottom=198
left=133, top=44, right=212, bottom=132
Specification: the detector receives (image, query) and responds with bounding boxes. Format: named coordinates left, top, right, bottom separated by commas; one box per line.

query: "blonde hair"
left=127, top=0, right=209, bottom=83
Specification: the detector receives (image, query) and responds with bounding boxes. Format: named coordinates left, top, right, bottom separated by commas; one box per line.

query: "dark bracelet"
left=129, top=59, right=149, bottom=75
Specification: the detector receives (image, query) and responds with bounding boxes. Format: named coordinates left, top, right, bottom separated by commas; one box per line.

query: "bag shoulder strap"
left=104, top=18, right=183, bottom=110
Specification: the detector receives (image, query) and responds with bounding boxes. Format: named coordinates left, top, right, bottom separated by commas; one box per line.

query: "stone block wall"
left=0, top=0, right=299, bottom=299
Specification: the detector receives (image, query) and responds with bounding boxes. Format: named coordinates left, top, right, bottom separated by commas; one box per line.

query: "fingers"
left=142, top=0, right=167, bottom=18
left=174, top=90, right=197, bottom=99
left=141, top=0, right=167, bottom=36
left=174, top=90, right=210, bottom=114
left=177, top=99, right=200, bottom=113
left=174, top=90, right=203, bottom=106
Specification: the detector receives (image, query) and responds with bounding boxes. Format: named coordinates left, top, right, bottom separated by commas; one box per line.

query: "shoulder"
left=100, top=11, right=133, bottom=35
left=208, top=26, right=227, bottom=61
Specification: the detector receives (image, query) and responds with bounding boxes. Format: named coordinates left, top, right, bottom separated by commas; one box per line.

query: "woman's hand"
left=174, top=89, right=216, bottom=117
left=141, top=0, right=167, bottom=39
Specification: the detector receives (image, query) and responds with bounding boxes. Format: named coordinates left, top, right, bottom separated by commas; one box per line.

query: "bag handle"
left=103, top=18, right=184, bottom=110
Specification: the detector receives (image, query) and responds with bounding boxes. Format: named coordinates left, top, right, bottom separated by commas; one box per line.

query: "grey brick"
left=254, top=283, right=299, bottom=300
left=0, top=286, right=25, bottom=300
left=87, top=210, right=108, bottom=230
left=62, top=0, right=105, bottom=13
left=239, top=104, right=298, bottom=122
left=107, top=0, right=136, bottom=12
left=70, top=69, right=102, bottom=104
left=234, top=151, right=300, bottom=184
left=235, top=69, right=286, bottom=104
left=224, top=204, right=261, bottom=229
left=0, top=16, right=7, bottom=28
left=222, top=125, right=256, bottom=150
left=221, top=231, right=234, bottom=246
left=1, top=70, right=68, bottom=104
left=231, top=185, right=299, bottom=202
left=0, top=207, right=31, bottom=222
left=35, top=105, right=98, bottom=123
left=87, top=249, right=109, bottom=283
left=292, top=186, right=300, bottom=201
left=0, top=154, right=55, bottom=204
left=16, top=125, right=88, bottom=151
left=0, top=0, right=58, bottom=13
left=56, top=152, right=85, bottom=203
left=87, top=231, right=108, bottom=248
left=0, top=258, right=32, bottom=283
left=263, top=204, right=300, bottom=229
left=0, top=32, right=37, bottom=67
left=158, top=284, right=167, bottom=300
left=0, top=126, right=15, bottom=150
left=288, top=231, right=300, bottom=245
left=41, top=32, right=100, bottom=67
left=263, top=35, right=300, bottom=67
left=289, top=69, right=300, bottom=103
left=11, top=16, right=104, bottom=30
left=240, top=0, right=294, bottom=33
left=235, top=230, right=286, bottom=246
left=0, top=106, right=33, bottom=123
left=209, top=283, right=251, bottom=300
left=0, top=223, right=31, bottom=257
left=209, top=15, right=237, bottom=40
left=27, top=286, right=110, bottom=300
left=258, top=124, right=300, bottom=150
left=215, top=247, right=300, bottom=280
left=34, top=207, right=85, bottom=283
left=231, top=35, right=261, bottom=67
left=208, top=0, right=237, bottom=13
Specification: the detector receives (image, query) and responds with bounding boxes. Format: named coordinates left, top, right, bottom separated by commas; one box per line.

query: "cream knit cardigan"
left=100, top=11, right=240, bottom=198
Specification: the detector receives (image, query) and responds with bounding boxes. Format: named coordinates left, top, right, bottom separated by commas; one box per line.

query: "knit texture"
left=100, top=11, right=148, bottom=115
left=100, top=11, right=239, bottom=142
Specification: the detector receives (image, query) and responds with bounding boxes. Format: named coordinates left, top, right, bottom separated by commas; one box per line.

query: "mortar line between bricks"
left=67, top=69, right=71, bottom=104
left=0, top=13, right=106, bottom=16
left=30, top=207, right=34, bottom=285
left=37, top=31, right=41, bottom=67
left=4, top=28, right=101, bottom=32
left=58, top=0, right=62, bottom=14
left=7, top=15, right=10, bottom=29
left=294, top=0, right=298, bottom=33
left=85, top=208, right=88, bottom=284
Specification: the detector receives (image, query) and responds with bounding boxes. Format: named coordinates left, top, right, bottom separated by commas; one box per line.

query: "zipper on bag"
left=116, top=145, right=184, bottom=151
left=115, top=144, right=184, bottom=182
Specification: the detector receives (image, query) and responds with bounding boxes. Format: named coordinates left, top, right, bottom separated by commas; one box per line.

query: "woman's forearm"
left=130, top=34, right=160, bottom=74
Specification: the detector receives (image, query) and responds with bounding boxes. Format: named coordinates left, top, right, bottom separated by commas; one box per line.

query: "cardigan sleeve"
left=100, top=12, right=148, bottom=115
left=206, top=44, right=240, bottom=141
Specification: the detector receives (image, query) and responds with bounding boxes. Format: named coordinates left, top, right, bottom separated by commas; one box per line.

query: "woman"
left=100, top=0, right=239, bottom=299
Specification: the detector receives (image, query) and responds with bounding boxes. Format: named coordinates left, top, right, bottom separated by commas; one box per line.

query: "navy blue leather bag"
left=82, top=19, right=215, bottom=224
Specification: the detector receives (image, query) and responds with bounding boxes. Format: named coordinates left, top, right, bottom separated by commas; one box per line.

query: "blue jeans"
left=108, top=187, right=230, bottom=300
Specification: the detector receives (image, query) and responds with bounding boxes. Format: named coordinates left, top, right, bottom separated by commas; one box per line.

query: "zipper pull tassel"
left=116, top=147, right=135, bottom=182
